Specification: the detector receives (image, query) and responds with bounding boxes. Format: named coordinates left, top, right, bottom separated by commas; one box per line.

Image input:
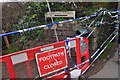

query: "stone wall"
left=43, top=21, right=79, bottom=43
left=2, top=2, right=25, bottom=31
left=88, top=24, right=115, bottom=56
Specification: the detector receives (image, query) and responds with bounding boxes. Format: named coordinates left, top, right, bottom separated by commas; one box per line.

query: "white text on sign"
left=38, top=52, right=64, bottom=62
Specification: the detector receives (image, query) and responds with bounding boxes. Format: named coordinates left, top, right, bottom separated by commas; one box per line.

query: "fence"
left=0, top=37, right=89, bottom=79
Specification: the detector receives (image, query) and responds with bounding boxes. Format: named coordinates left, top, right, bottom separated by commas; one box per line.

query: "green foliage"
left=9, top=2, right=118, bottom=53
left=4, top=44, right=20, bottom=54
left=12, top=3, right=48, bottom=45
left=54, top=18, right=64, bottom=22
left=84, top=7, right=98, bottom=16
left=11, top=2, right=75, bottom=46
left=101, top=2, right=118, bottom=10
left=20, top=36, right=27, bottom=43
left=14, top=2, right=48, bottom=30
left=99, top=42, right=117, bottom=59
left=50, top=2, right=73, bottom=11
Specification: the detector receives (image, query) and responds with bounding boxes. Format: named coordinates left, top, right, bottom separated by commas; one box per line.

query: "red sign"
left=35, top=47, right=68, bottom=77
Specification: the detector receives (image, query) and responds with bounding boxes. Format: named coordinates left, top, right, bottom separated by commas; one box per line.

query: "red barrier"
left=76, top=37, right=90, bottom=71
left=0, top=37, right=89, bottom=79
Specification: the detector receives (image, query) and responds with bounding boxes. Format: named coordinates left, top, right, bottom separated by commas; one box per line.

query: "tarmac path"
left=89, top=50, right=119, bottom=78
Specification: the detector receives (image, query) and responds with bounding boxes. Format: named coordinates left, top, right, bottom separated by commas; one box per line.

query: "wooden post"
left=2, top=30, right=10, bottom=49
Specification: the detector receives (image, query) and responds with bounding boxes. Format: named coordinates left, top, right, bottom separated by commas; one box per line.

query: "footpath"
left=89, top=50, right=119, bottom=78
